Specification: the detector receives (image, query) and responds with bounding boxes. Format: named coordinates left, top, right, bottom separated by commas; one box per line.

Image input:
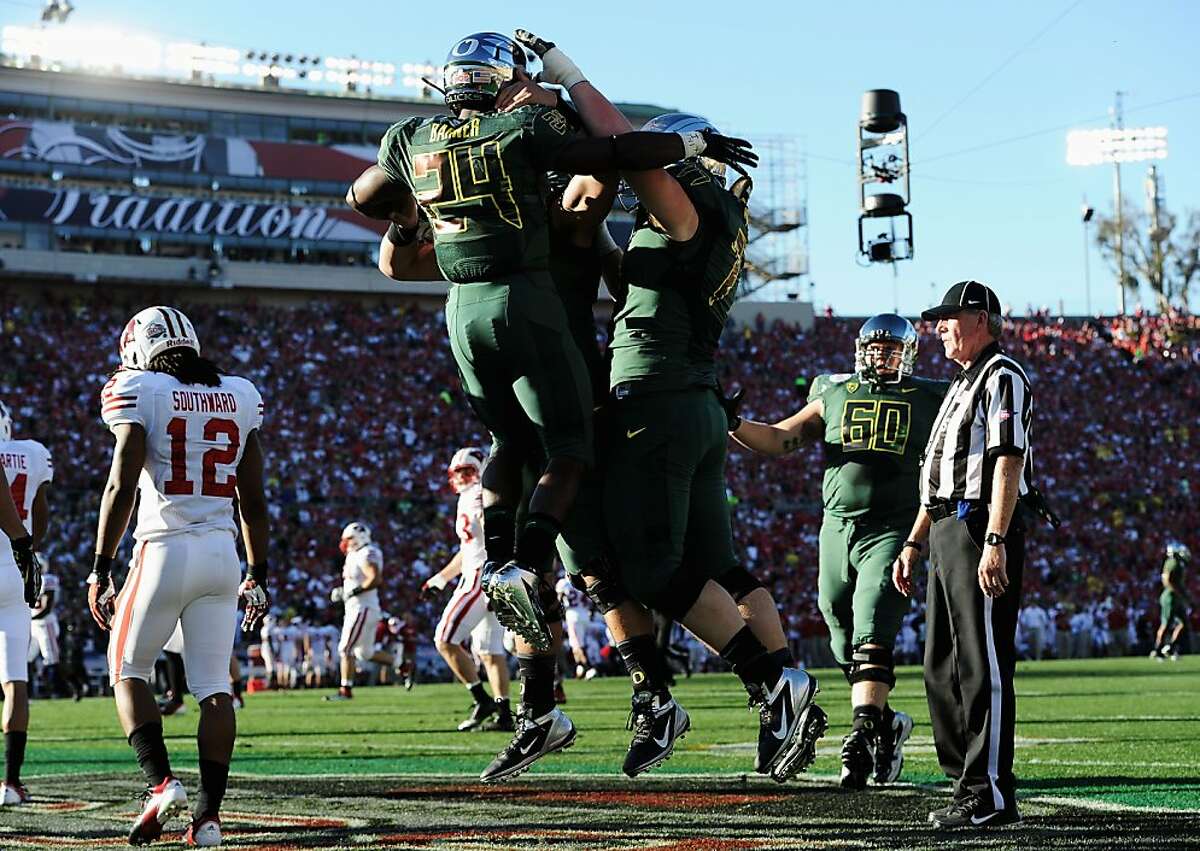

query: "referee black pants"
left=925, top=511, right=1024, bottom=812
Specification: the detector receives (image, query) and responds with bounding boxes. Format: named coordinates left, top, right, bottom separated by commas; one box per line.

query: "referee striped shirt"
left=920, top=342, right=1033, bottom=505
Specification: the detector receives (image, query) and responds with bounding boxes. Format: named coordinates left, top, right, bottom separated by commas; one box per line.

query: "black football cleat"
left=622, top=691, right=690, bottom=778
left=873, top=710, right=914, bottom=784
left=930, top=795, right=1022, bottom=829
left=839, top=727, right=875, bottom=791
left=484, top=560, right=552, bottom=651
left=748, top=668, right=826, bottom=781
left=457, top=700, right=496, bottom=732
left=479, top=706, right=576, bottom=783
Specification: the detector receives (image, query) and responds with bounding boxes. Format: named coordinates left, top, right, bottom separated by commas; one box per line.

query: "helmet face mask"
left=340, top=521, right=372, bottom=554
left=855, top=313, right=918, bottom=384
left=442, top=32, right=527, bottom=113
left=446, top=446, right=486, bottom=493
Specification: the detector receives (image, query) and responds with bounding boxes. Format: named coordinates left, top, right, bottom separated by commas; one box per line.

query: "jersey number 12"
left=164, top=417, right=240, bottom=497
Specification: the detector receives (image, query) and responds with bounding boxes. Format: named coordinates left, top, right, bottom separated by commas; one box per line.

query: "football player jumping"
left=326, top=522, right=393, bottom=700
left=0, top=458, right=41, bottom=807
left=515, top=29, right=826, bottom=782
left=423, top=448, right=514, bottom=732
left=88, top=306, right=270, bottom=847
left=352, top=31, right=755, bottom=660
left=733, top=314, right=948, bottom=788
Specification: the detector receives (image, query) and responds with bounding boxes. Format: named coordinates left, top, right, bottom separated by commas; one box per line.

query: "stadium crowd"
left=1, top=290, right=1196, bottom=690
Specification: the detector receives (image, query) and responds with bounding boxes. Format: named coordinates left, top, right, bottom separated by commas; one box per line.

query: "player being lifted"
left=1152, top=542, right=1191, bottom=660
left=326, top=522, right=393, bottom=700
left=352, top=31, right=754, bottom=652
left=0, top=405, right=43, bottom=806
left=422, top=448, right=513, bottom=732
left=88, top=306, right=269, bottom=846
left=733, top=314, right=946, bottom=788
left=516, top=29, right=825, bottom=782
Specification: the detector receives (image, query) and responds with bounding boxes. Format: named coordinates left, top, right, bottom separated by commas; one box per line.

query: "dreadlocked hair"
left=147, top=348, right=223, bottom=387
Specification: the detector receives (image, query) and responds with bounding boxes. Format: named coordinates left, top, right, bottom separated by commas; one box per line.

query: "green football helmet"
left=442, top=32, right=527, bottom=113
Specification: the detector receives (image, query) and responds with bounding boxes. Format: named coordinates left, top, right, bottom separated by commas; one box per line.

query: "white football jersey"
left=0, top=438, right=53, bottom=537
left=455, top=483, right=486, bottom=581
left=100, top=369, right=264, bottom=542
left=342, top=543, right=382, bottom=609
left=36, top=572, right=60, bottom=613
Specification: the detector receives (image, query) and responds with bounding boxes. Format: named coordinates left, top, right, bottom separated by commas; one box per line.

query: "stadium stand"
left=2, top=289, right=1196, bottom=686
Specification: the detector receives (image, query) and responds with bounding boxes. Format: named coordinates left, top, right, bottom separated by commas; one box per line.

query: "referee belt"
left=926, top=501, right=961, bottom=522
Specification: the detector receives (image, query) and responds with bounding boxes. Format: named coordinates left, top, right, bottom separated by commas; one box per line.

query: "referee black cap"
left=922, top=280, right=1001, bottom=321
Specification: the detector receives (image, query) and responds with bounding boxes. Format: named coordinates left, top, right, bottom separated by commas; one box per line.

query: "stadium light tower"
left=857, top=89, right=912, bottom=267
left=1066, top=92, right=1168, bottom=315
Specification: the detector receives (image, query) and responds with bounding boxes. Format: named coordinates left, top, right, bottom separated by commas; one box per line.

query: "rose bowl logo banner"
left=0, top=187, right=384, bottom=243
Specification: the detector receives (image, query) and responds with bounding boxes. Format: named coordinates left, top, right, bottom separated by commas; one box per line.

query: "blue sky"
left=5, top=0, right=1198, bottom=317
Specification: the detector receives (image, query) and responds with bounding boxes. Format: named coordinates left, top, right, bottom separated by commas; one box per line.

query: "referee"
left=893, top=280, right=1032, bottom=830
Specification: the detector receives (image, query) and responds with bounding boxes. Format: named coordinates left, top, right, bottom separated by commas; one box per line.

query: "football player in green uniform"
left=368, top=67, right=698, bottom=780
left=1152, top=542, right=1191, bottom=660
left=732, top=314, right=947, bottom=789
left=514, top=29, right=826, bottom=782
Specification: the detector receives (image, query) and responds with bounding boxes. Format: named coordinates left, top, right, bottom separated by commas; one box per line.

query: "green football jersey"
left=608, top=161, right=749, bottom=393
left=809, top=372, right=950, bottom=519
left=549, top=230, right=606, bottom=405
left=1164, top=556, right=1185, bottom=589
left=377, top=105, right=576, bottom=284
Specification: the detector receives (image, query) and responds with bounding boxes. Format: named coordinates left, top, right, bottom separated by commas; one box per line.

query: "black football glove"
left=11, top=536, right=41, bottom=606
left=514, top=29, right=555, bottom=57
left=700, top=130, right=759, bottom=169
left=717, top=387, right=746, bottom=432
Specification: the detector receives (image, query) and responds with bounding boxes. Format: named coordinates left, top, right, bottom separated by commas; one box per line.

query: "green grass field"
left=3, top=656, right=1198, bottom=849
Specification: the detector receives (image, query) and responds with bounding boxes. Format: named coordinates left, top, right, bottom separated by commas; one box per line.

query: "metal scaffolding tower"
left=737, top=134, right=809, bottom=302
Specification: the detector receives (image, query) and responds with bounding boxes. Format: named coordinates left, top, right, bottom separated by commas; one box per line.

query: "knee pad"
left=573, top=557, right=629, bottom=615
left=848, top=645, right=896, bottom=688
left=716, top=566, right=765, bottom=601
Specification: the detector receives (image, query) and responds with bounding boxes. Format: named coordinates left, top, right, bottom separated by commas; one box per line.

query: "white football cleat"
left=129, top=776, right=188, bottom=846
left=185, top=816, right=222, bottom=847
left=0, top=781, right=31, bottom=805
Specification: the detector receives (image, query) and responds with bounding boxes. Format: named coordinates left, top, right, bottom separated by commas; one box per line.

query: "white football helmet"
left=0, top=399, right=11, bottom=442
left=340, top=521, right=372, bottom=554
left=447, top=446, right=486, bottom=493
left=119, top=306, right=200, bottom=369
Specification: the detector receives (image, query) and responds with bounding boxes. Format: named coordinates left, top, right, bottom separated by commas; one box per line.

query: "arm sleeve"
left=377, top=117, right=423, bottom=187
left=100, top=370, right=149, bottom=431
left=982, top=366, right=1031, bottom=458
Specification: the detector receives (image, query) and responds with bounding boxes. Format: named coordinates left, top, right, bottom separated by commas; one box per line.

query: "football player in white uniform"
left=556, top=578, right=603, bottom=680
left=304, top=621, right=334, bottom=688
left=87, top=306, right=270, bottom=847
left=27, top=562, right=60, bottom=695
left=0, top=459, right=41, bottom=807
left=326, top=522, right=393, bottom=700
left=423, top=448, right=513, bottom=732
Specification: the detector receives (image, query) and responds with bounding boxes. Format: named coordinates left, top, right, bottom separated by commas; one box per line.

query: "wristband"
left=677, top=130, right=708, bottom=159
left=902, top=540, right=922, bottom=553
left=727, top=415, right=742, bottom=433
left=386, top=221, right=418, bottom=246
left=248, top=561, right=269, bottom=585
left=92, top=553, right=115, bottom=581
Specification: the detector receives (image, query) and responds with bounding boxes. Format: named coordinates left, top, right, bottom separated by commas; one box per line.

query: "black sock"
left=232, top=677, right=243, bottom=699
left=482, top=506, right=516, bottom=564
left=128, top=722, right=172, bottom=785
left=495, top=697, right=512, bottom=717
left=514, top=513, right=561, bottom=570
left=468, top=681, right=490, bottom=706
left=769, top=647, right=795, bottom=669
left=720, top=626, right=781, bottom=691
left=4, top=731, right=26, bottom=785
left=852, top=704, right=884, bottom=738
left=517, top=654, right=557, bottom=716
left=164, top=652, right=186, bottom=700
left=617, top=635, right=669, bottom=696
left=194, top=759, right=229, bottom=821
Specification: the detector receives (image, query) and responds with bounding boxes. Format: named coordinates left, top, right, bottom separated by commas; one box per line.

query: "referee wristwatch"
left=984, top=532, right=1007, bottom=547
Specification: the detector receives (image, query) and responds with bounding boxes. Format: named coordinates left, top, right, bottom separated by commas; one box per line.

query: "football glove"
left=697, top=130, right=759, bottom=169
left=10, top=536, right=40, bottom=606
left=87, top=575, right=117, bottom=630
left=238, top=578, right=269, bottom=633
left=717, top=386, right=746, bottom=432
left=330, top=587, right=344, bottom=604
left=514, top=29, right=586, bottom=90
